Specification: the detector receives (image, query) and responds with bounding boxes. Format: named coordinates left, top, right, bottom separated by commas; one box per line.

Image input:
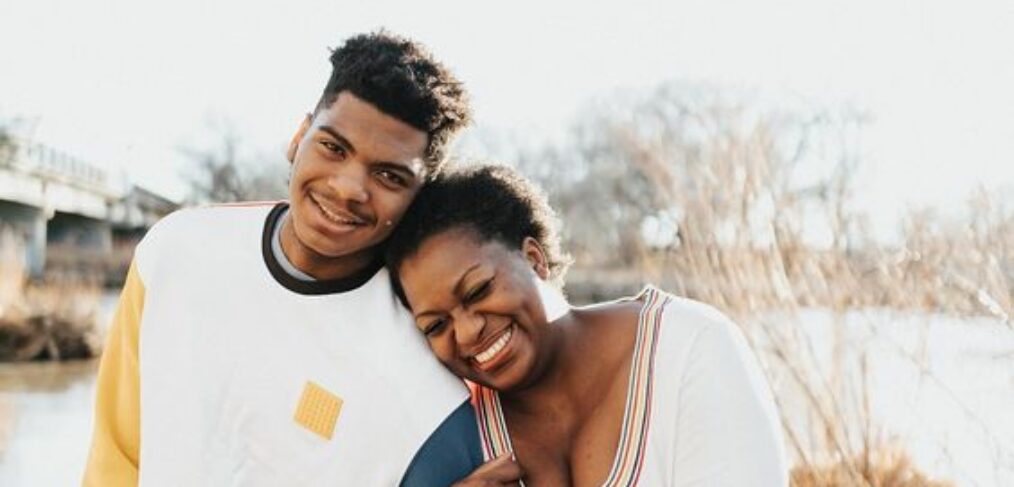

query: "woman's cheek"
left=429, top=338, right=457, bottom=367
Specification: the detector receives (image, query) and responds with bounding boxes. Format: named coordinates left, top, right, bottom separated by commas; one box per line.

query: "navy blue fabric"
left=400, top=399, right=483, bottom=486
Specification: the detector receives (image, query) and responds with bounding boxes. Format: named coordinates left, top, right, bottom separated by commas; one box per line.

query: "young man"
left=84, top=32, right=481, bottom=485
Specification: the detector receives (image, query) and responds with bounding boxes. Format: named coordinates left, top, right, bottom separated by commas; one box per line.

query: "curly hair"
left=317, top=30, right=472, bottom=175
left=385, top=163, right=572, bottom=306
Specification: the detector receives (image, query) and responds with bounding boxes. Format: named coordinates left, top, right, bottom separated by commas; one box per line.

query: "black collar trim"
left=261, top=202, right=384, bottom=295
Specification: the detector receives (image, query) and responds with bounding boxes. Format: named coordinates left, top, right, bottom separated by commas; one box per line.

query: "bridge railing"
left=5, top=139, right=109, bottom=192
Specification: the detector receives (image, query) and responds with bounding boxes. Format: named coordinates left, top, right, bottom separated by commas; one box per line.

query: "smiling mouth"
left=309, top=193, right=367, bottom=227
left=473, top=326, right=513, bottom=365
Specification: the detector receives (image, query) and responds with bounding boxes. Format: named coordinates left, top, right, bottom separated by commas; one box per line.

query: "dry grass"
left=0, top=226, right=101, bottom=361
left=791, top=444, right=954, bottom=487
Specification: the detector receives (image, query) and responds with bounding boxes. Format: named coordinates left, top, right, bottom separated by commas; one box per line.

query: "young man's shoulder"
left=146, top=201, right=279, bottom=239
left=134, top=201, right=282, bottom=267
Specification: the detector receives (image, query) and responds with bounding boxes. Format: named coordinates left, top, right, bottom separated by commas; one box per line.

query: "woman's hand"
left=452, top=453, right=524, bottom=486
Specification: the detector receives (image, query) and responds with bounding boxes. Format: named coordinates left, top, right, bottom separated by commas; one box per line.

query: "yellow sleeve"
left=82, top=260, right=144, bottom=486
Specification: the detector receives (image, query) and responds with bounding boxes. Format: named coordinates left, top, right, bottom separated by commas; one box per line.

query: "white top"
left=117, top=203, right=467, bottom=486
left=473, top=286, right=788, bottom=486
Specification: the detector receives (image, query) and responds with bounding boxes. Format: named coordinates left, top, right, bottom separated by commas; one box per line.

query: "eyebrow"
left=414, top=263, right=481, bottom=319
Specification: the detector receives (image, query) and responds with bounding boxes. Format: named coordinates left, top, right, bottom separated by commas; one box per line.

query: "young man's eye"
left=320, top=141, right=347, bottom=158
left=376, top=169, right=407, bottom=187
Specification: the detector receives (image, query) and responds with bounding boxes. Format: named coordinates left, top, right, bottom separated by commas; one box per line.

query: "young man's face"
left=286, top=91, right=428, bottom=266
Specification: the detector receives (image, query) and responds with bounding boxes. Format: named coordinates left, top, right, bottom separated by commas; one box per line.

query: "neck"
left=499, top=310, right=586, bottom=418
left=279, top=214, right=377, bottom=281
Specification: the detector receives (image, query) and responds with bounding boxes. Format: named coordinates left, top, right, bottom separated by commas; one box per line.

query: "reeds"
left=791, top=443, right=954, bottom=487
left=0, top=225, right=101, bottom=361
left=487, top=82, right=1010, bottom=485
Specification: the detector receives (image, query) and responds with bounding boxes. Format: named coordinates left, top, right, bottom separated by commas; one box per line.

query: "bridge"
left=0, top=138, right=178, bottom=281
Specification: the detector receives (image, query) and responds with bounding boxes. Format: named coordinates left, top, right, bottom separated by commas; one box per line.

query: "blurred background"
left=1, top=1, right=1012, bottom=485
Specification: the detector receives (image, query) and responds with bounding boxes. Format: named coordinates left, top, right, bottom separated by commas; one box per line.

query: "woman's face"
left=397, top=227, right=555, bottom=392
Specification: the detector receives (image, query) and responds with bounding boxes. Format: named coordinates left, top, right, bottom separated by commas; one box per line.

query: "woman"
left=386, top=164, right=787, bottom=486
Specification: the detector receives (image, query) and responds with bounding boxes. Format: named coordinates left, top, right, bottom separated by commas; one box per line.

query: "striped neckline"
left=471, top=285, right=671, bottom=487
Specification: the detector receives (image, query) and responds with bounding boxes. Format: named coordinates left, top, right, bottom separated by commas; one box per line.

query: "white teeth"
left=313, top=195, right=361, bottom=225
left=475, top=327, right=512, bottom=364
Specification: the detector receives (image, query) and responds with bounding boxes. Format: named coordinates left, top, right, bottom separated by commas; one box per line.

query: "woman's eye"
left=424, top=318, right=448, bottom=336
left=465, top=280, right=492, bottom=303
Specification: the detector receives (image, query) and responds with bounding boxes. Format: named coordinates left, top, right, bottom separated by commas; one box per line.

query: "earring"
left=385, top=220, right=393, bottom=226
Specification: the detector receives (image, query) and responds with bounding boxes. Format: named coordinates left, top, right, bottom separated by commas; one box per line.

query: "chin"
left=300, top=229, right=349, bottom=257
left=476, top=362, right=535, bottom=393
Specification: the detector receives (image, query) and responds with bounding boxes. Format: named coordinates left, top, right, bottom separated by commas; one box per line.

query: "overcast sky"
left=2, top=0, right=1012, bottom=239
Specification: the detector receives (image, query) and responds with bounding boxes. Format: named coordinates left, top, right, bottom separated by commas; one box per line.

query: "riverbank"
left=1, top=227, right=106, bottom=363
left=0, top=281, right=103, bottom=362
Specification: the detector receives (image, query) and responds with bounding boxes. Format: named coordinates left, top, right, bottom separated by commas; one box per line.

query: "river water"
left=0, top=290, right=117, bottom=486
left=0, top=295, right=1011, bottom=486
left=0, top=360, right=98, bottom=486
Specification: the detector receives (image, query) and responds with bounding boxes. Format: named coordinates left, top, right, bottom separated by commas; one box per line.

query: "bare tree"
left=180, top=123, right=288, bottom=204
left=503, top=84, right=868, bottom=301
left=0, top=115, right=22, bottom=166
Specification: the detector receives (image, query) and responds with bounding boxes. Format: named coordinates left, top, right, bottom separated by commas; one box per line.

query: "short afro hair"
left=386, top=163, right=572, bottom=307
left=317, top=30, right=472, bottom=175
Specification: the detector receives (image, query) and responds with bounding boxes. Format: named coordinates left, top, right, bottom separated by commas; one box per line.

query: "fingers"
left=481, top=453, right=523, bottom=481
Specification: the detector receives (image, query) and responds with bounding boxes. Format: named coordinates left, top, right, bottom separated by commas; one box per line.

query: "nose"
left=327, top=166, right=369, bottom=203
left=452, top=307, right=486, bottom=350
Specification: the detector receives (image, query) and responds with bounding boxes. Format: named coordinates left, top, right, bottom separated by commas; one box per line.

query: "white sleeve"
left=670, top=316, right=788, bottom=486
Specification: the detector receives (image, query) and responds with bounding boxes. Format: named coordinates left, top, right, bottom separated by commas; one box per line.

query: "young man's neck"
left=279, top=212, right=379, bottom=281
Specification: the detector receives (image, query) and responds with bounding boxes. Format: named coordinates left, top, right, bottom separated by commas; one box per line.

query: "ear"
left=521, top=236, right=550, bottom=280
left=286, top=113, right=312, bottom=164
